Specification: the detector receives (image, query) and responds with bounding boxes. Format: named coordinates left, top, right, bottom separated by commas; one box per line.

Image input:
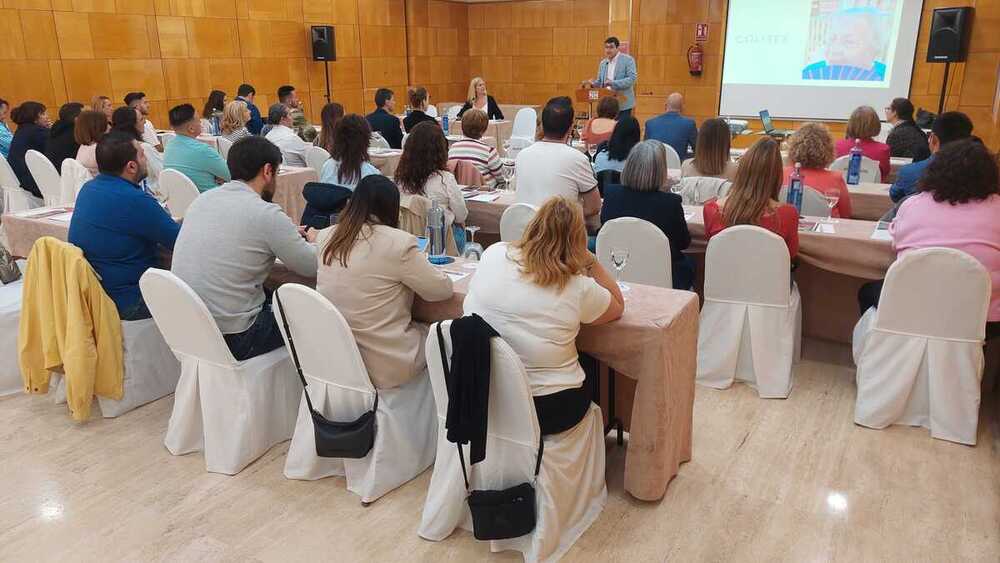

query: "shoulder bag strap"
left=274, top=290, right=316, bottom=414
left=437, top=322, right=471, bottom=491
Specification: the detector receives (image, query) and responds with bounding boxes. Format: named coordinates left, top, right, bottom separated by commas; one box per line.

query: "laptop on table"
left=759, top=110, right=793, bottom=137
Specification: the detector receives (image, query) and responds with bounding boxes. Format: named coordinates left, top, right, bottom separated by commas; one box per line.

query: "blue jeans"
left=223, top=292, right=286, bottom=361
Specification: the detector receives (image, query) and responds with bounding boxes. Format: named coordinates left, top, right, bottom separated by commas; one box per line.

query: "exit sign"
left=695, top=23, right=709, bottom=42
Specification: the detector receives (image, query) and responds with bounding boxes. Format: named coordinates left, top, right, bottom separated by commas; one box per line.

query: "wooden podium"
left=575, top=87, right=618, bottom=119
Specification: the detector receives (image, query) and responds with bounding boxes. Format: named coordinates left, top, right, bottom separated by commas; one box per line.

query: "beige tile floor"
left=2, top=340, right=998, bottom=562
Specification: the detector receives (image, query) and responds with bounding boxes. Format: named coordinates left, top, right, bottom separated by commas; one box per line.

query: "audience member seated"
left=889, top=111, right=973, bottom=204
left=200, top=90, right=226, bottom=134
left=163, top=103, right=230, bottom=192
left=45, top=102, right=84, bottom=169
left=403, top=86, right=437, bottom=133
left=220, top=101, right=252, bottom=143
left=68, top=132, right=180, bottom=320
left=784, top=122, right=852, bottom=218
left=515, top=96, right=601, bottom=229
left=264, top=103, right=310, bottom=168
left=7, top=101, right=51, bottom=199
left=704, top=137, right=799, bottom=260
left=458, top=77, right=504, bottom=121
left=366, top=88, right=404, bottom=150
left=235, top=83, right=263, bottom=135
left=835, top=105, right=890, bottom=179
left=91, top=95, right=113, bottom=121
left=0, top=98, right=12, bottom=158
left=858, top=138, right=1000, bottom=341
left=582, top=96, right=619, bottom=151
left=278, top=84, right=317, bottom=142
left=111, top=106, right=162, bottom=194
left=681, top=117, right=737, bottom=180
left=396, top=121, right=468, bottom=247
left=593, top=116, right=640, bottom=174
left=600, top=140, right=693, bottom=289
left=74, top=111, right=107, bottom=177
left=884, top=97, right=930, bottom=161
left=447, top=109, right=503, bottom=190
left=319, top=114, right=381, bottom=191
left=124, top=92, right=161, bottom=149
left=316, top=175, right=453, bottom=388
left=314, top=102, right=344, bottom=155
left=463, top=197, right=624, bottom=435
left=644, top=92, right=696, bottom=160
left=171, top=136, right=318, bottom=361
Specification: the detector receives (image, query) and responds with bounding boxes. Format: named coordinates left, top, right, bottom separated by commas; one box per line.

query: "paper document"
left=441, top=270, right=470, bottom=282
left=871, top=228, right=892, bottom=241
left=469, top=193, right=502, bottom=202
left=817, top=223, right=835, bottom=234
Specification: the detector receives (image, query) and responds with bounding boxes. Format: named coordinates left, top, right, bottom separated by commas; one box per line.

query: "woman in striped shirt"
left=447, top=109, right=504, bottom=190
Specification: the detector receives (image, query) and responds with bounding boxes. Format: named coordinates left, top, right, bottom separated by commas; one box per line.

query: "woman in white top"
left=394, top=121, right=468, bottom=247
left=463, top=197, right=624, bottom=435
left=319, top=114, right=381, bottom=190
left=73, top=110, right=107, bottom=177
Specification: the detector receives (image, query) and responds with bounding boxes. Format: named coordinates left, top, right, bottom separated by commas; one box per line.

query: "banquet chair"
left=399, top=193, right=458, bottom=255
left=0, top=259, right=26, bottom=397
left=141, top=142, right=164, bottom=195
left=499, top=203, right=538, bottom=243
left=447, top=159, right=483, bottom=187
left=446, top=105, right=461, bottom=122
left=852, top=248, right=990, bottom=445
left=401, top=132, right=409, bottom=149
left=159, top=169, right=200, bottom=219
left=830, top=155, right=881, bottom=183
left=426, top=105, right=438, bottom=118
left=419, top=320, right=606, bottom=563
left=1, top=154, right=42, bottom=220
left=778, top=185, right=831, bottom=218
left=507, top=108, right=537, bottom=150
left=59, top=158, right=92, bottom=205
left=673, top=176, right=731, bottom=205
left=595, top=169, right=619, bottom=197
left=697, top=226, right=801, bottom=398
left=140, top=269, right=299, bottom=474
left=217, top=137, right=234, bottom=160
left=370, top=132, right=391, bottom=149
left=661, top=142, right=682, bottom=170
left=25, top=150, right=63, bottom=206
left=275, top=284, right=436, bottom=503
left=305, top=146, right=331, bottom=176
left=160, top=132, right=176, bottom=149
left=596, top=217, right=672, bottom=289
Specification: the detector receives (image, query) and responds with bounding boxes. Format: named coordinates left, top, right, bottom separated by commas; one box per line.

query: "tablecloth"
left=370, top=149, right=402, bottom=179
left=270, top=167, right=318, bottom=226
left=848, top=182, right=893, bottom=221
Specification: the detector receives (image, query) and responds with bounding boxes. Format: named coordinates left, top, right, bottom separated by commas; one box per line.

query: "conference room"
left=1, top=0, right=999, bottom=560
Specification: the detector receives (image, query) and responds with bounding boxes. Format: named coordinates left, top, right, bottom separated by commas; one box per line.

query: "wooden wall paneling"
left=155, top=16, right=188, bottom=58
left=114, top=0, right=154, bottom=13
left=62, top=59, right=113, bottom=103
left=108, top=59, right=167, bottom=102
left=6, top=0, right=53, bottom=9
left=0, top=9, right=27, bottom=61
left=186, top=16, right=240, bottom=58
left=90, top=14, right=153, bottom=59
left=72, top=0, right=116, bottom=13
left=19, top=10, right=60, bottom=60
left=53, top=11, right=95, bottom=59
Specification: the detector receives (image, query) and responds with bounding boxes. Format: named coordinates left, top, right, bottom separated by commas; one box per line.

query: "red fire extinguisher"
left=687, top=43, right=704, bottom=76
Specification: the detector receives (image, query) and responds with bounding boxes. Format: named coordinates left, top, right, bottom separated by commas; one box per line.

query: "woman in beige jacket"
left=316, top=175, right=453, bottom=389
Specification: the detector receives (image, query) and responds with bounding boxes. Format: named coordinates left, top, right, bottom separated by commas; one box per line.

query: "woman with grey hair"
left=598, top=140, right=694, bottom=289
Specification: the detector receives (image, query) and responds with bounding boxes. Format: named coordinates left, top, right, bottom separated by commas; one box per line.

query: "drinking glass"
left=462, top=225, right=483, bottom=266
left=586, top=143, right=597, bottom=162
left=610, top=248, right=630, bottom=292
left=823, top=192, right=840, bottom=221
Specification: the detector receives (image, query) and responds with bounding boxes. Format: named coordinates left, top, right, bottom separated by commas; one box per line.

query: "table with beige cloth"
left=3, top=208, right=72, bottom=258
left=370, top=149, right=402, bottom=179
left=269, top=167, right=318, bottom=225
left=848, top=182, right=893, bottom=221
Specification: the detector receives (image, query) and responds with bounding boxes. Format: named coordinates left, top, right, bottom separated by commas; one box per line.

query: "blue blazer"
left=644, top=112, right=697, bottom=161
left=596, top=53, right=637, bottom=111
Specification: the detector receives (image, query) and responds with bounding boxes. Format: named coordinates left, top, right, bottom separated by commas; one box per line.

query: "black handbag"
left=0, top=243, right=20, bottom=285
left=437, top=323, right=543, bottom=540
left=275, top=292, right=378, bottom=459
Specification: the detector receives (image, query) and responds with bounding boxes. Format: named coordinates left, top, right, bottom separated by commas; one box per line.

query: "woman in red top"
left=704, top=137, right=799, bottom=259
left=835, top=105, right=891, bottom=180
left=783, top=122, right=853, bottom=218
left=581, top=96, right=618, bottom=151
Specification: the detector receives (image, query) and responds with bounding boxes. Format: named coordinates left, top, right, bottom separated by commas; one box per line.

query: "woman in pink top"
left=784, top=122, right=853, bottom=218
left=835, top=105, right=891, bottom=181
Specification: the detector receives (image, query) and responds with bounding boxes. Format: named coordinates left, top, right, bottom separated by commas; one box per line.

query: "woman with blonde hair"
left=91, top=95, right=113, bottom=120
left=458, top=77, right=504, bottom=121
left=464, top=197, right=624, bottom=434
left=220, top=100, right=252, bottom=143
left=784, top=122, right=852, bottom=218
left=704, top=137, right=799, bottom=258
left=835, top=105, right=890, bottom=179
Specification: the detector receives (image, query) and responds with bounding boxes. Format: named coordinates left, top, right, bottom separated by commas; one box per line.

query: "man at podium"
left=582, top=37, right=637, bottom=120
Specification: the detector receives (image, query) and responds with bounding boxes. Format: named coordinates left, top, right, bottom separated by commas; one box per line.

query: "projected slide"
left=720, top=0, right=924, bottom=120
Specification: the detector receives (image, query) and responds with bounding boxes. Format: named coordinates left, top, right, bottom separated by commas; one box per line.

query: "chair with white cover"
left=159, top=132, right=176, bottom=149
left=778, top=185, right=831, bottom=218
left=217, top=137, right=234, bottom=160
left=852, top=248, right=990, bottom=445
left=159, top=169, right=200, bottom=219
left=1, top=154, right=42, bottom=214
left=140, top=269, right=299, bottom=474
left=59, top=158, right=92, bottom=206
left=141, top=142, right=164, bottom=195
left=830, top=154, right=881, bottom=183
left=661, top=142, right=682, bottom=170
left=446, top=105, right=461, bottom=122
left=275, top=284, right=436, bottom=502
left=499, top=203, right=537, bottom=243
left=305, top=146, right=331, bottom=176
left=0, top=260, right=26, bottom=397
left=426, top=105, right=439, bottom=118
left=401, top=132, right=409, bottom=149
left=25, top=150, right=62, bottom=206
left=697, top=226, right=801, bottom=398
left=419, top=320, right=606, bottom=563
left=673, top=176, right=731, bottom=205
left=507, top=108, right=537, bottom=150
left=596, top=217, right=672, bottom=289
left=370, top=133, right=391, bottom=149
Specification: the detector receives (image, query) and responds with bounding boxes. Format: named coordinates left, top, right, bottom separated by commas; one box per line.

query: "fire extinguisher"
left=687, top=43, right=704, bottom=76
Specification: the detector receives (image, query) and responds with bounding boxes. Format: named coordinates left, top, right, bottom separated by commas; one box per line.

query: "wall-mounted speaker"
left=311, top=26, right=336, bottom=62
left=926, top=7, right=973, bottom=63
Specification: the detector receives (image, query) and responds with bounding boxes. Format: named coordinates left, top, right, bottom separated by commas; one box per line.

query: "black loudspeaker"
left=926, top=7, right=973, bottom=63
left=311, top=26, right=336, bottom=61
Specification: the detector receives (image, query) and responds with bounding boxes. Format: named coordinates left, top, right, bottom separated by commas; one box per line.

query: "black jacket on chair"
left=45, top=119, right=80, bottom=170
left=444, top=314, right=500, bottom=465
left=366, top=108, right=404, bottom=149
left=300, top=182, right=353, bottom=230
left=458, top=96, right=505, bottom=121
left=403, top=110, right=437, bottom=133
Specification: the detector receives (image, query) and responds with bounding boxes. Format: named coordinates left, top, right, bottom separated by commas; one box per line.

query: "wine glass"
left=586, top=143, right=597, bottom=162
left=462, top=225, right=483, bottom=266
left=823, top=192, right=840, bottom=221
left=610, top=248, right=630, bottom=292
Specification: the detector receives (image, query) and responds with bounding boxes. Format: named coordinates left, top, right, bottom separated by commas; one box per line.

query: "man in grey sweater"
left=172, top=136, right=318, bottom=361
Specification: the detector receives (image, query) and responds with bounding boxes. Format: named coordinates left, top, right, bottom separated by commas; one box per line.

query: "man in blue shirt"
left=889, top=111, right=973, bottom=203
left=69, top=132, right=181, bottom=320
left=235, top=83, right=263, bottom=135
left=163, top=103, right=231, bottom=192
left=643, top=93, right=697, bottom=161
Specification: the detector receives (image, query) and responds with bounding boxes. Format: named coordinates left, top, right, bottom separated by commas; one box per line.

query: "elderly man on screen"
left=582, top=36, right=637, bottom=120
left=802, top=7, right=888, bottom=81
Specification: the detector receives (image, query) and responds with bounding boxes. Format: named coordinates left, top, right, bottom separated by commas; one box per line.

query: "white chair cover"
left=673, top=176, right=731, bottom=205
left=401, top=132, right=409, bottom=149
left=778, top=185, right=831, bottom=218
left=304, top=146, right=331, bottom=177
left=0, top=154, right=41, bottom=214
left=140, top=269, right=299, bottom=474
left=499, top=203, right=537, bottom=243
left=697, top=226, right=801, bottom=398
left=830, top=154, right=881, bottom=183
left=852, top=248, right=990, bottom=445
left=141, top=142, right=164, bottom=195
left=59, top=158, right=92, bottom=205
left=875, top=121, right=893, bottom=143
left=0, top=260, right=26, bottom=397
left=508, top=108, right=537, bottom=150
left=159, top=169, right=200, bottom=219
left=446, top=105, right=462, bottom=121
left=217, top=137, right=234, bottom=160
left=426, top=105, right=438, bottom=118
left=369, top=133, right=391, bottom=149
left=660, top=142, right=681, bottom=169
left=160, top=132, right=176, bottom=149
left=274, top=284, right=437, bottom=503
left=596, top=217, right=673, bottom=289
left=25, top=150, right=62, bottom=206
left=419, top=321, right=606, bottom=563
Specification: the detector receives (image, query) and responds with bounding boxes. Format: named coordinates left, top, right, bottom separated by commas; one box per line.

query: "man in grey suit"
left=583, top=37, right=638, bottom=121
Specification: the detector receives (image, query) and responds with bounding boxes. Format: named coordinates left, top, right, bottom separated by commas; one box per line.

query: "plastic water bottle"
left=847, top=139, right=863, bottom=185
left=442, top=114, right=450, bottom=134
left=426, top=200, right=446, bottom=262
left=787, top=162, right=804, bottom=215
left=211, top=114, right=221, bottom=136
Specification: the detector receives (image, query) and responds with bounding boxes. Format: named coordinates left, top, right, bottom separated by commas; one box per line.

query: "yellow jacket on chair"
left=18, top=237, right=123, bottom=421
